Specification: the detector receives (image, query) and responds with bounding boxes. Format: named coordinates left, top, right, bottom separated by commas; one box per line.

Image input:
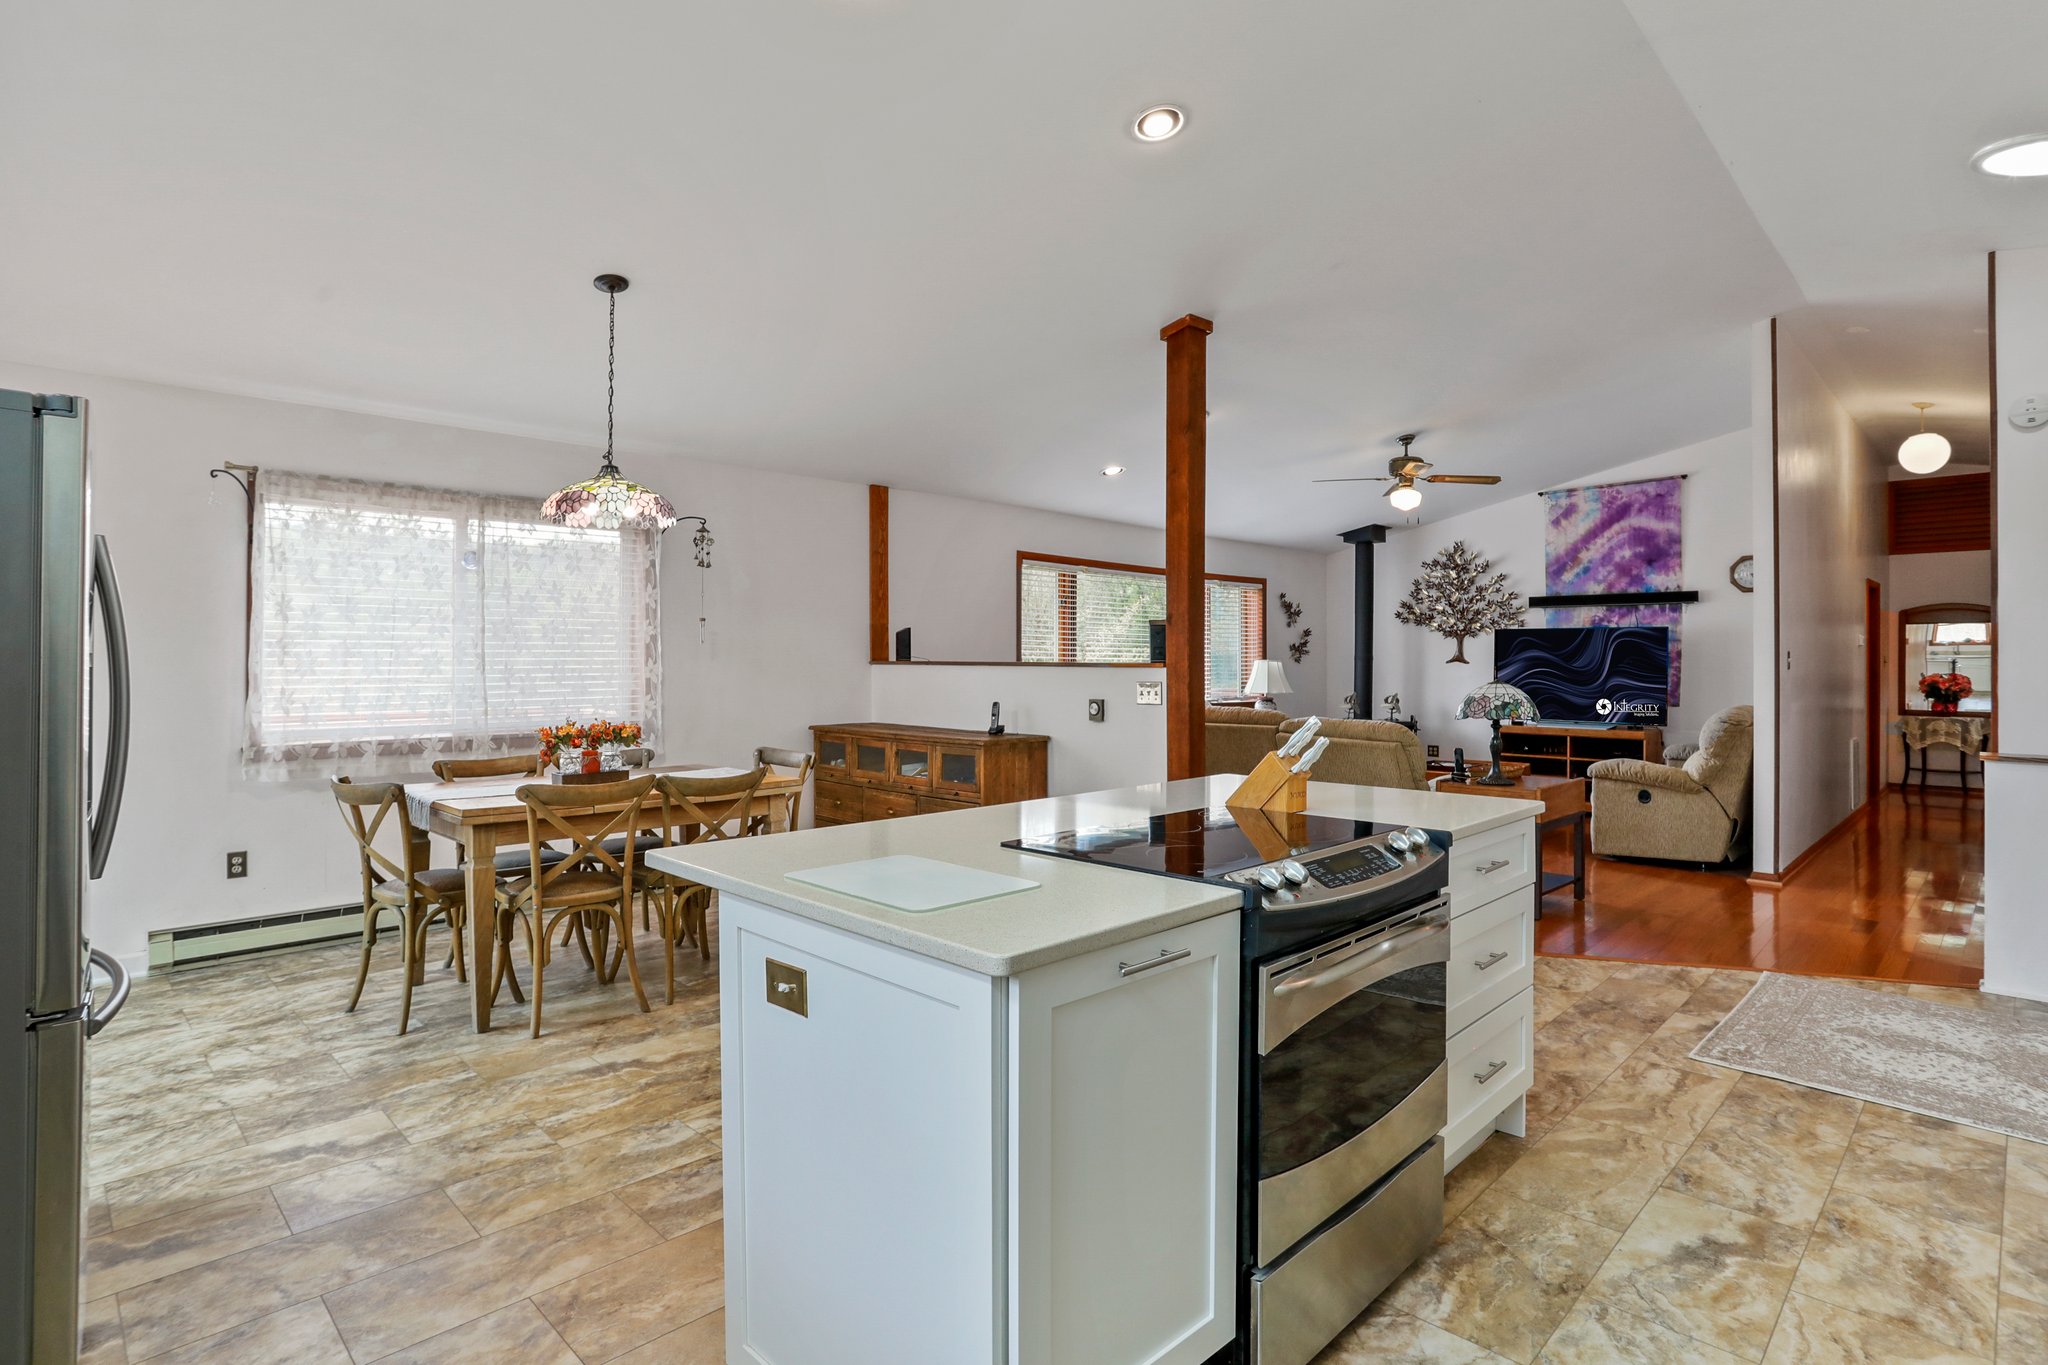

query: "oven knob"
left=1386, top=830, right=1411, bottom=854
left=1405, top=827, right=1433, bottom=851
left=1278, top=860, right=1308, bottom=885
left=1253, top=867, right=1287, bottom=892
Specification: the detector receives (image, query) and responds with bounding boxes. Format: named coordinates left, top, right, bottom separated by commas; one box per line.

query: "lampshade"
left=1246, top=660, right=1293, bottom=696
left=1388, top=483, right=1423, bottom=512
left=1458, top=680, right=1540, bottom=724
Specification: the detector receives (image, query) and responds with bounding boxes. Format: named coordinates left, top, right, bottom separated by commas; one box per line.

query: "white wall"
left=888, top=489, right=1332, bottom=717
left=1768, top=331, right=1890, bottom=870
left=1749, top=322, right=1779, bottom=872
left=1985, top=245, right=2048, bottom=1001
left=1325, top=429, right=1756, bottom=767
left=868, top=665, right=1167, bottom=797
left=4, top=361, right=876, bottom=968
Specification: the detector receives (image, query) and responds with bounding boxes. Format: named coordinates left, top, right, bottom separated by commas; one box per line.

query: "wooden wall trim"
left=1161, top=313, right=1214, bottom=781
left=1988, top=250, right=2000, bottom=758
left=869, top=484, right=889, bottom=663
left=1768, top=317, right=1782, bottom=876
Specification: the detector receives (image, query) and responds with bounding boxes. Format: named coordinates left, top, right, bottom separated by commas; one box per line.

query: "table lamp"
left=1457, top=681, right=1540, bottom=786
left=1245, top=660, right=1293, bottom=711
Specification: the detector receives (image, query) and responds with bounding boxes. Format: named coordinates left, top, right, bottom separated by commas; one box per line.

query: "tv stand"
left=1500, top=723, right=1663, bottom=780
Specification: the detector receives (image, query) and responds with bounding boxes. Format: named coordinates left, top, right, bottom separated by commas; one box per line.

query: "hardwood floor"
left=1536, top=788, right=1985, bottom=986
left=83, top=937, right=2048, bottom=1363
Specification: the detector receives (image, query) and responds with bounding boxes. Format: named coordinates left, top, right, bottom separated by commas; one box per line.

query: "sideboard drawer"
left=813, top=778, right=864, bottom=825
left=915, top=794, right=975, bottom=816
left=863, top=787, right=919, bottom=821
left=1446, top=889, right=1534, bottom=1036
left=1448, top=819, right=1536, bottom=905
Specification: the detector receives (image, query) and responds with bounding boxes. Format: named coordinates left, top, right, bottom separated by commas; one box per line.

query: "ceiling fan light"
left=1897, top=431, right=1951, bottom=474
left=1388, top=484, right=1423, bottom=513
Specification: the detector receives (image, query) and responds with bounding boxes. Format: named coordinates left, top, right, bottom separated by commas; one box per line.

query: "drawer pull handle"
left=1475, top=858, right=1511, bottom=875
left=1119, top=948, right=1191, bottom=977
left=1472, top=1059, right=1509, bottom=1084
left=1473, top=950, right=1510, bottom=971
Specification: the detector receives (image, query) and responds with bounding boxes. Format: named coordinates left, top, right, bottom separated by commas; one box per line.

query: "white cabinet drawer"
left=1446, top=889, right=1534, bottom=1036
left=1448, top=819, right=1536, bottom=905
left=1446, top=987, right=1532, bottom=1140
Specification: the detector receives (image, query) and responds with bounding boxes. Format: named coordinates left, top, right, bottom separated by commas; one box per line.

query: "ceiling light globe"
left=1133, top=106, right=1184, bottom=141
left=1389, top=484, right=1423, bottom=512
left=1974, top=136, right=2048, bottom=178
left=1897, top=432, right=1952, bottom=474
left=1101, top=464, right=1126, bottom=477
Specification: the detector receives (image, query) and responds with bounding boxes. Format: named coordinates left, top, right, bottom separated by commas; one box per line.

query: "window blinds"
left=1017, top=556, right=1264, bottom=694
left=241, top=470, right=661, bottom=779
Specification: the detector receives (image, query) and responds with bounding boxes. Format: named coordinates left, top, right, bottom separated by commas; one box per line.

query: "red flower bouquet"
left=1917, top=672, right=1973, bottom=714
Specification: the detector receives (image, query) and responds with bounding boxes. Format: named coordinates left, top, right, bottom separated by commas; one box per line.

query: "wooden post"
left=1161, top=314, right=1214, bottom=781
left=869, top=484, right=889, bottom=662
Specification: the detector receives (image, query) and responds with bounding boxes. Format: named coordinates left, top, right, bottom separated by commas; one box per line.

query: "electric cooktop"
left=1005, top=808, right=1401, bottom=884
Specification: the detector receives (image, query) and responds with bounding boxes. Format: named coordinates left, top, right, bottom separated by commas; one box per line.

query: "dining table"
left=402, top=763, right=808, bottom=1032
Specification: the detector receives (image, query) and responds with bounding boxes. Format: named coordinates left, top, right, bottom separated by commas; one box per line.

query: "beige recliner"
left=1588, top=705, right=1753, bottom=864
left=1277, top=718, right=1428, bottom=791
left=1205, top=706, right=1289, bottom=775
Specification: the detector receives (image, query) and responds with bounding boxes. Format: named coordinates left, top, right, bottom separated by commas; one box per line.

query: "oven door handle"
left=1271, top=917, right=1447, bottom=996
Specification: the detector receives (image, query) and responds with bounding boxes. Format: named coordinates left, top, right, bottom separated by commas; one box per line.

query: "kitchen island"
left=649, top=774, right=1536, bottom=1365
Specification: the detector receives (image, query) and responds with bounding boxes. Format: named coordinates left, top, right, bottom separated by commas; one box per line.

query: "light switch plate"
left=1136, top=680, right=1163, bottom=705
left=1087, top=698, right=1106, bottom=722
left=766, top=959, right=807, bottom=1016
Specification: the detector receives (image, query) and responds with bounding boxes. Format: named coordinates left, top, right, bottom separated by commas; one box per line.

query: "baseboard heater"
left=147, top=904, right=365, bottom=972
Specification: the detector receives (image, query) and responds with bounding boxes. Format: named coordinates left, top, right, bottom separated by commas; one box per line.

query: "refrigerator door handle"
left=88, top=534, right=130, bottom=880
left=86, top=947, right=130, bottom=1037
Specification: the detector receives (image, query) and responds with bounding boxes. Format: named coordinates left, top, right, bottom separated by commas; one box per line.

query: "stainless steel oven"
left=1249, top=894, right=1450, bottom=1365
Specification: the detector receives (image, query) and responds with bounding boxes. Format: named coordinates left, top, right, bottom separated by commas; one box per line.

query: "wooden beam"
left=1161, top=313, right=1213, bottom=780
left=869, top=484, right=889, bottom=662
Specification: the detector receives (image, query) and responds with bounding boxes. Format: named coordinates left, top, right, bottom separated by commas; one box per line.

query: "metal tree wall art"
left=1393, top=541, right=1525, bottom=664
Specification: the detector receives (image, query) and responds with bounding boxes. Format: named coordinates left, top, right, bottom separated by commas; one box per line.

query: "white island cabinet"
left=718, top=894, right=1239, bottom=1365
left=652, top=773, right=1537, bottom=1365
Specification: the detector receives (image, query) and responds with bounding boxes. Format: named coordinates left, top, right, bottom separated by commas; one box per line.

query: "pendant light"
left=542, top=275, right=713, bottom=563
left=1897, top=401, right=1952, bottom=475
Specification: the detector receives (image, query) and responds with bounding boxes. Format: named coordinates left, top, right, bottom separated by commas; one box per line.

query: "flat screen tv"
left=1493, top=626, right=1670, bottom=725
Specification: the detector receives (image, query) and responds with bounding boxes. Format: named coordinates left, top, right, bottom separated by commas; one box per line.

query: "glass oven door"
left=1255, top=898, right=1449, bottom=1266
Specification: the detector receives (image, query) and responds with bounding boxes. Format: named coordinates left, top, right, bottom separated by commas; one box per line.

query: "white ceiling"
left=2, top=2, right=2039, bottom=546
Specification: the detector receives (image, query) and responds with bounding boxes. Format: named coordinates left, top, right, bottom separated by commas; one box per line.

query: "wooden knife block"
left=1224, top=751, right=1307, bottom=816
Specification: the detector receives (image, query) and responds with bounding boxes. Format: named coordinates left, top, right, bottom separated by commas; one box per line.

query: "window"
left=1899, top=604, right=1993, bottom=714
left=1016, top=553, right=1266, bottom=696
left=241, top=470, right=661, bottom=778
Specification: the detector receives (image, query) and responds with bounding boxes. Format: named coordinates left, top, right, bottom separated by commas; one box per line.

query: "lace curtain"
left=242, top=469, right=661, bottom=780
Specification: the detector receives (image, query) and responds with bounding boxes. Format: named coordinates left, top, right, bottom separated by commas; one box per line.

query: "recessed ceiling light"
left=1101, top=464, right=1127, bottom=477
left=1844, top=325, right=1871, bottom=335
left=1971, top=134, right=2048, bottom=177
left=1132, top=106, right=1184, bottom=142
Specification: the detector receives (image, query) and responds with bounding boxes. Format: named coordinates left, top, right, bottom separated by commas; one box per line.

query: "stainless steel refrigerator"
left=2, top=389, right=132, bottom=1365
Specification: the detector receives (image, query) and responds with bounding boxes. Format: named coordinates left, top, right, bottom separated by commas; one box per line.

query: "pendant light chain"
left=604, top=288, right=617, bottom=472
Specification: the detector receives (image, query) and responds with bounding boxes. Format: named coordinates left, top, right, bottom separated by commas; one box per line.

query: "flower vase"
left=1930, top=699, right=1958, bottom=715
left=599, top=742, right=623, bottom=771
left=580, top=746, right=601, bottom=775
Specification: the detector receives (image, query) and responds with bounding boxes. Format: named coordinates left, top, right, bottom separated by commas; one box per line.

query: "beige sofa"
left=1588, top=705, right=1753, bottom=864
left=1277, top=717, right=1428, bottom=791
left=1204, top=706, right=1288, bottom=775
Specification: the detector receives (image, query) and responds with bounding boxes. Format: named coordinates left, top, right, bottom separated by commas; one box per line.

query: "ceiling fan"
left=1313, top=433, right=1502, bottom=512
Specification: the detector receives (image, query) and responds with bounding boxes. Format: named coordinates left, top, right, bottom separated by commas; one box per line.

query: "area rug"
left=1690, top=973, right=2048, bottom=1144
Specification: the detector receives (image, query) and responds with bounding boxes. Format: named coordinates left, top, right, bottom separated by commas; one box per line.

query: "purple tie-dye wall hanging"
left=1541, top=476, right=1683, bottom=704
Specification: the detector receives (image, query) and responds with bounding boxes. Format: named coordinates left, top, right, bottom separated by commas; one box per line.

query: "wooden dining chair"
left=428, top=753, right=568, bottom=877
left=647, top=767, right=767, bottom=1001
left=494, top=775, right=657, bottom=1037
left=331, top=777, right=476, bottom=1035
left=750, top=745, right=815, bottom=834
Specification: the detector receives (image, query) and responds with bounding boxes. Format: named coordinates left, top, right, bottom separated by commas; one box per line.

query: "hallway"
left=1536, top=789, right=1984, bottom=986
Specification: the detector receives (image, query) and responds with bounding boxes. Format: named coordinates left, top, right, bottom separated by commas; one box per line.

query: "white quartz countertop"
left=646, top=774, right=1535, bottom=977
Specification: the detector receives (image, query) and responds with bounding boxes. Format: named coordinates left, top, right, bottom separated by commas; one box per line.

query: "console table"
left=810, top=723, right=1049, bottom=825
left=1895, top=714, right=1990, bottom=791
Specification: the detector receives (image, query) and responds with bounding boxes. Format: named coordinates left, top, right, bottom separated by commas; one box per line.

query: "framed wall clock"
left=1729, top=554, right=1756, bottom=593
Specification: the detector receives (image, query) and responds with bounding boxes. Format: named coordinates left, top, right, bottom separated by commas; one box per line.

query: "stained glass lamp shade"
left=540, top=462, right=678, bottom=531
left=1458, top=681, right=1540, bottom=786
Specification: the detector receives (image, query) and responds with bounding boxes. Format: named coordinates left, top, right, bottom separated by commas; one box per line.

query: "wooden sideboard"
left=1499, top=723, right=1663, bottom=779
left=810, top=723, right=1050, bottom=825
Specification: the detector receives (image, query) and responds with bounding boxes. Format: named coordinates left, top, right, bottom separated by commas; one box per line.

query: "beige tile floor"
left=81, top=918, right=2046, bottom=1363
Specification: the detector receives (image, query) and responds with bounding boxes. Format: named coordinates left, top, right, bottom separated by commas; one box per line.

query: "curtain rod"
left=1535, top=473, right=1687, bottom=497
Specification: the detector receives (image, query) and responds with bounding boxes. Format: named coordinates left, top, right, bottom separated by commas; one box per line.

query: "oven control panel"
left=1226, top=827, right=1443, bottom=906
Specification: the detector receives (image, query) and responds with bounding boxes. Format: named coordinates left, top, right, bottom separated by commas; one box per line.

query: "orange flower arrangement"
left=538, top=719, right=643, bottom=767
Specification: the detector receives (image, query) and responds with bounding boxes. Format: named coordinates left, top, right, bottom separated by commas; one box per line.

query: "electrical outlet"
left=1136, top=680, right=1163, bottom=706
left=1087, top=698, right=1106, bottom=723
left=1426, top=744, right=1440, bottom=758
left=226, top=851, right=248, bottom=879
